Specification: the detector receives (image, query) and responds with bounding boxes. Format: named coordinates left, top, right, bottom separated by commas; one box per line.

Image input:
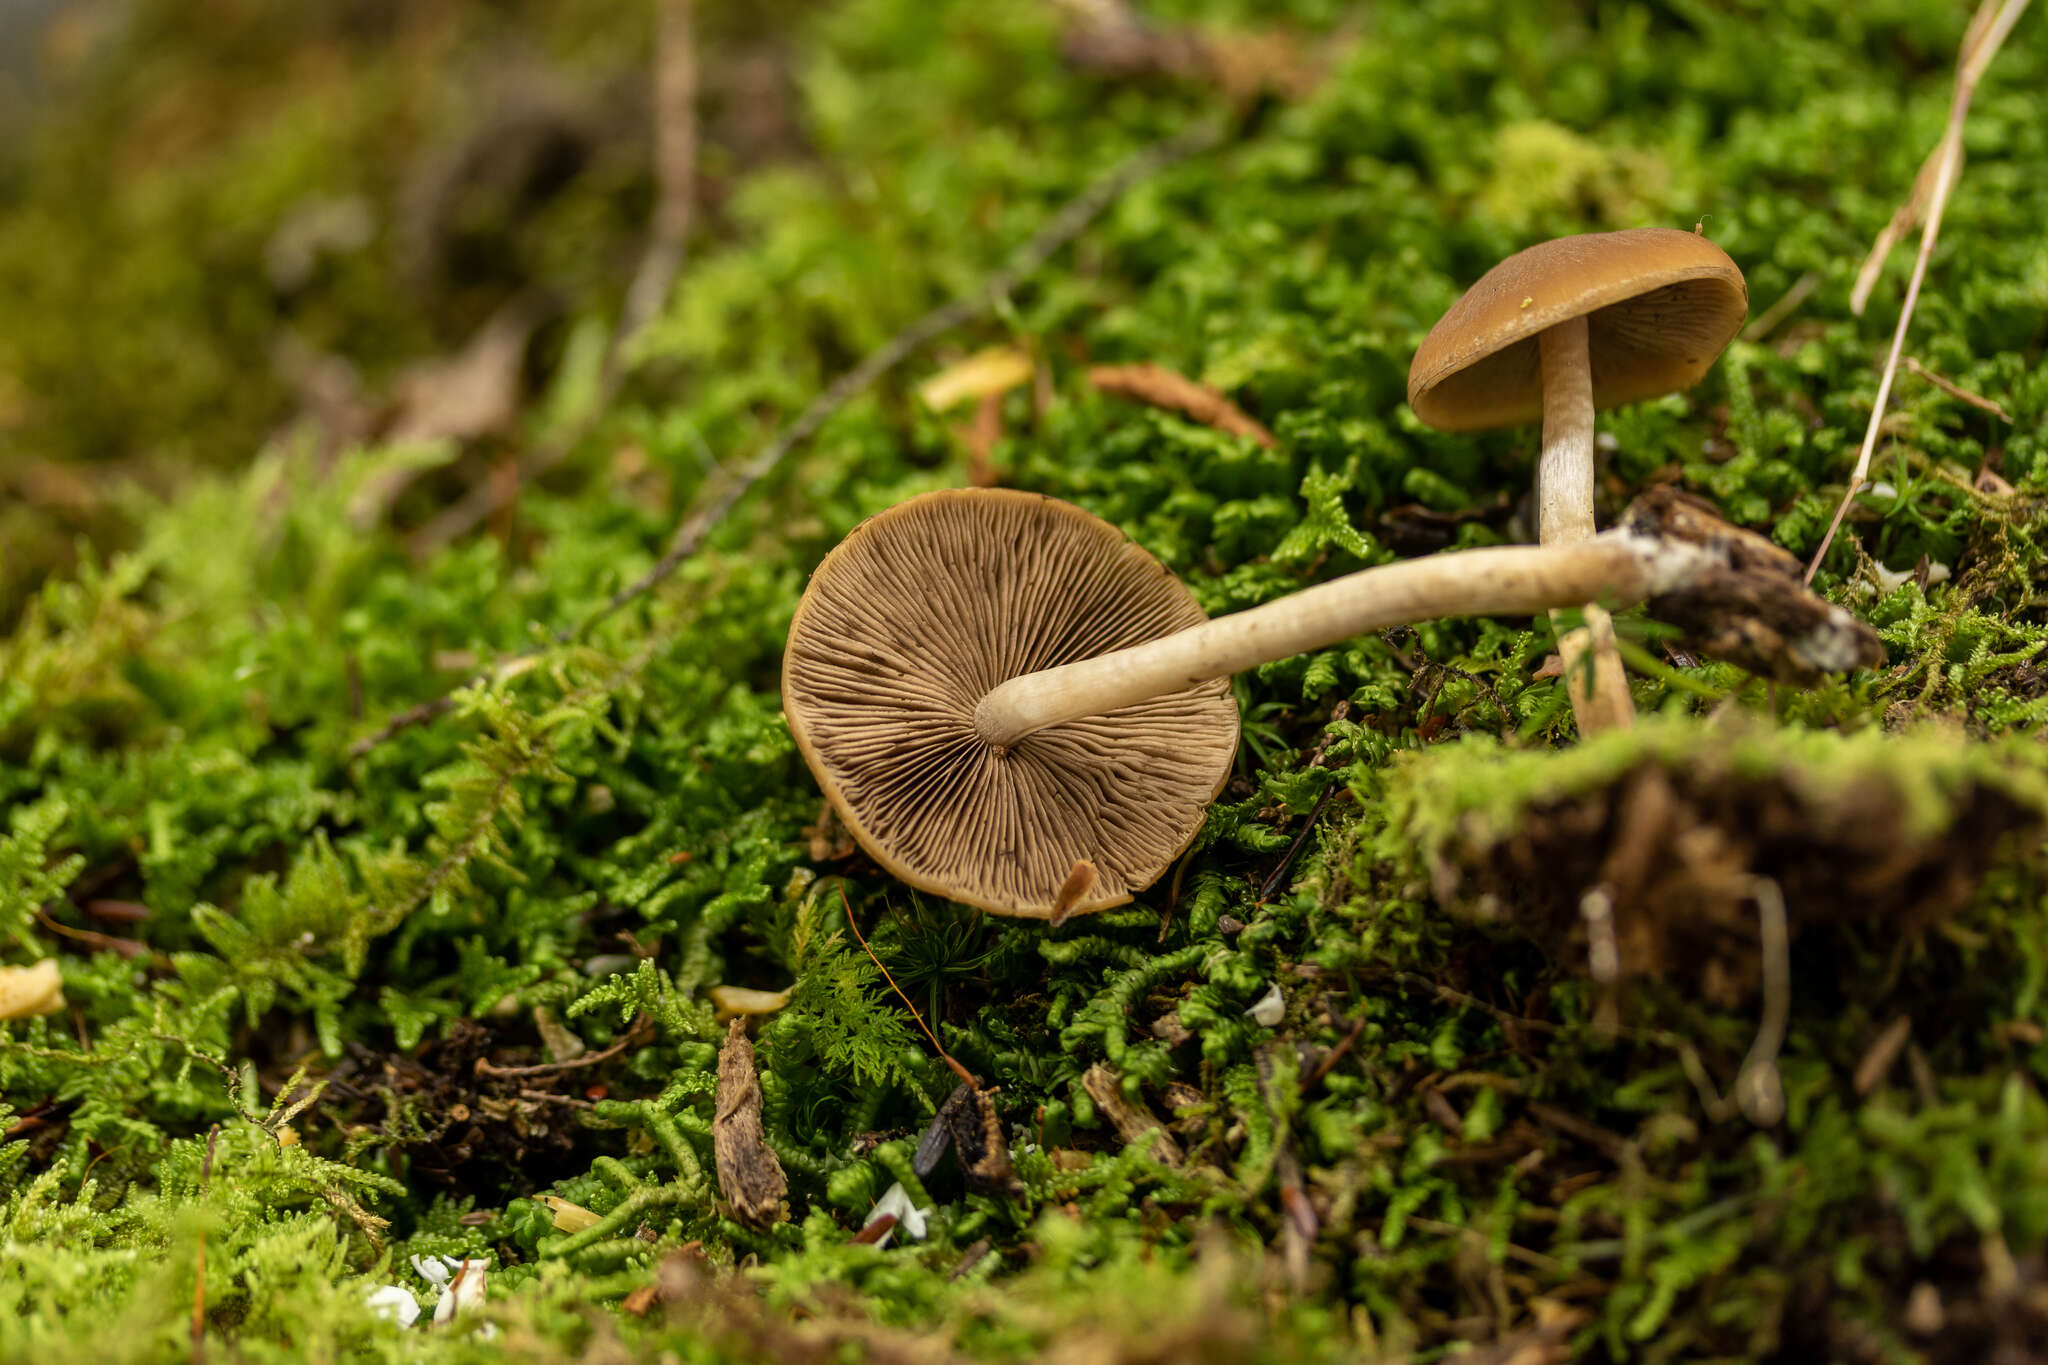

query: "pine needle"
left=842, top=889, right=977, bottom=1089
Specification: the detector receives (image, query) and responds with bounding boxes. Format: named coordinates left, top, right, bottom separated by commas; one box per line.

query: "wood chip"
left=1080, top=1062, right=1184, bottom=1166
left=713, top=1019, right=787, bottom=1227
left=919, top=345, right=1035, bottom=412
left=1088, top=363, right=1277, bottom=448
left=935, top=1081, right=1023, bottom=1199
left=537, top=1194, right=601, bottom=1233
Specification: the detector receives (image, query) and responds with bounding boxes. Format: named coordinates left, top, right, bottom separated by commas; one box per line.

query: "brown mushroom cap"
left=782, top=488, right=1238, bottom=919
left=1408, top=228, right=1748, bottom=432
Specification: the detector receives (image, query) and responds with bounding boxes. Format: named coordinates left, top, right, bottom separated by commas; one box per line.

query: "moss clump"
left=1398, top=720, right=2048, bottom=996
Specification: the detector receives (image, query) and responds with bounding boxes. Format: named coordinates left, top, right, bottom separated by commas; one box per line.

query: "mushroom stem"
left=1538, top=314, right=1635, bottom=734
left=974, top=527, right=1710, bottom=750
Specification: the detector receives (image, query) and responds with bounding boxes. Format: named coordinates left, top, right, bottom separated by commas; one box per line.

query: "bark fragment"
left=713, top=1019, right=787, bottom=1228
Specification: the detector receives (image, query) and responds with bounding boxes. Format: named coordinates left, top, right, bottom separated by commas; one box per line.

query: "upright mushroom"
left=1408, top=228, right=1749, bottom=735
left=785, top=486, right=1875, bottom=919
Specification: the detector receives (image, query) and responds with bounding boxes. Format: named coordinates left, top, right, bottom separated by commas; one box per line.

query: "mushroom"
left=1408, top=228, right=1749, bottom=735
left=784, top=486, right=1875, bottom=919
left=782, top=489, right=1238, bottom=920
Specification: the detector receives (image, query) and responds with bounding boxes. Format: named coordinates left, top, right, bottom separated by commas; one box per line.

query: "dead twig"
left=1854, top=1014, right=1915, bottom=1095
left=1806, top=0, right=2031, bottom=582
left=1257, top=781, right=1345, bottom=902
left=1299, top=1010, right=1368, bottom=1095
left=354, top=116, right=1227, bottom=757
left=407, top=0, right=699, bottom=557
left=621, top=0, right=699, bottom=345
left=1080, top=1062, right=1184, bottom=1166
left=192, top=1125, right=219, bottom=1360
left=471, top=1016, right=649, bottom=1079
left=1738, top=270, right=1818, bottom=343
left=1902, top=356, right=2012, bottom=421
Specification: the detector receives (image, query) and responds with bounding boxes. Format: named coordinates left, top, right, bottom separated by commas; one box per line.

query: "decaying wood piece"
left=1088, top=363, right=1278, bottom=448
left=1080, top=1063, right=1183, bottom=1166
left=713, top=1019, right=787, bottom=1227
left=916, top=1082, right=1024, bottom=1199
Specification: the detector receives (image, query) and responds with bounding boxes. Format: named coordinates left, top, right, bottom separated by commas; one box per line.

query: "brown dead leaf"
left=1088, top=363, right=1277, bottom=448
left=713, top=1019, right=787, bottom=1228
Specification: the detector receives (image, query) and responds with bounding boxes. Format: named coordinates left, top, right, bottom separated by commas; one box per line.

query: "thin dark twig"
left=1366, top=970, right=1560, bottom=1036
left=406, top=0, right=700, bottom=558
left=843, top=888, right=978, bottom=1088
left=471, top=1016, right=649, bottom=1079
left=351, top=117, right=1226, bottom=758
left=192, top=1125, right=219, bottom=1359
left=1257, top=780, right=1345, bottom=902
left=620, top=0, right=699, bottom=345
left=1299, top=1009, right=1368, bottom=1095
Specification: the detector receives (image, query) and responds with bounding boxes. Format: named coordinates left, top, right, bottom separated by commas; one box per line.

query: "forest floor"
left=3, top=1, right=2047, bottom=1361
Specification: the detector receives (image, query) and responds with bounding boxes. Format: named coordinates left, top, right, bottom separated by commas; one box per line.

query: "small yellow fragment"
left=917, top=345, right=1034, bottom=413
left=537, top=1195, right=602, bottom=1233
left=0, top=959, right=64, bottom=1021
left=710, top=984, right=794, bottom=1022
left=1520, top=296, right=1534, bottom=309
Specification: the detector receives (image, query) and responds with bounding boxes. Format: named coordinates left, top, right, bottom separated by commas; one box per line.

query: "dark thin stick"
left=1368, top=970, right=1559, bottom=1036
left=1738, top=270, right=1818, bottom=343
left=1257, top=781, right=1344, bottom=902
left=471, top=1017, right=647, bottom=1079
left=1299, top=1010, right=1368, bottom=1095
left=407, top=0, right=699, bottom=558
left=350, top=118, right=1227, bottom=759
left=192, top=1126, right=219, bottom=1359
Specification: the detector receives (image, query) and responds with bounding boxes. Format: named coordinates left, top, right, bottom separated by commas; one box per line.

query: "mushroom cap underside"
left=1408, top=227, right=1748, bottom=432
left=782, top=488, right=1239, bottom=919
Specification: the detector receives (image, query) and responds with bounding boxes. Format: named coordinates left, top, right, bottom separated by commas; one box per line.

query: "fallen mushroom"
left=783, top=486, right=1875, bottom=919
left=1409, top=228, right=1748, bottom=736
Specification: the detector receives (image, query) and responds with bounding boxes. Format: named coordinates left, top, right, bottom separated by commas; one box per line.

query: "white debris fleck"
left=1245, top=983, right=1285, bottom=1027
left=412, top=1255, right=493, bottom=1334
left=1865, top=481, right=1898, bottom=500
left=864, top=1182, right=931, bottom=1249
left=1595, top=432, right=1619, bottom=452
left=1871, top=560, right=1951, bottom=595
left=364, top=1284, right=420, bottom=1328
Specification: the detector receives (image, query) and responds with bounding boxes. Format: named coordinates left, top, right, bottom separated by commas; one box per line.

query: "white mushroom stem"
left=1538, top=314, right=1635, bottom=734
left=974, top=528, right=1716, bottom=749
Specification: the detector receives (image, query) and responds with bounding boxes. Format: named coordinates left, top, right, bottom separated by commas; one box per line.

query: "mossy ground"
left=3, top=1, right=2047, bottom=1360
